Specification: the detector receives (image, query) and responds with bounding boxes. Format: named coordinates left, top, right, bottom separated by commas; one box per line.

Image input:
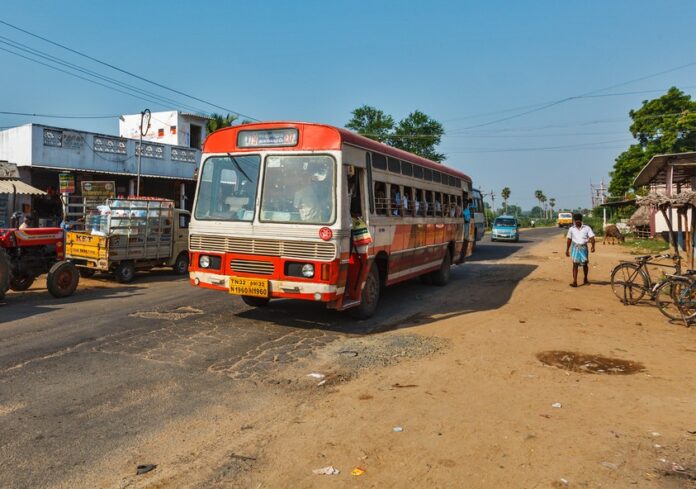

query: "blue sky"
left=1, top=0, right=696, bottom=210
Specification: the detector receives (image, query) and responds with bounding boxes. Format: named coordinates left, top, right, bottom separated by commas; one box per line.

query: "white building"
left=119, top=110, right=209, bottom=149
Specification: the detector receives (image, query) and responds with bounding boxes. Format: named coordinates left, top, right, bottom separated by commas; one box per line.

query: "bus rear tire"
left=241, top=296, right=270, bottom=307
left=430, top=250, right=451, bottom=286
left=348, top=264, right=380, bottom=320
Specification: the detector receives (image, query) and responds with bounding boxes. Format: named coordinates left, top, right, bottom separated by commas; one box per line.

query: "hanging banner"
left=81, top=181, right=116, bottom=199
left=59, top=173, right=75, bottom=194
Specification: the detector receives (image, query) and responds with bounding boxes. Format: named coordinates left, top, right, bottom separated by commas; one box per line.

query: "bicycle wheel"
left=654, top=277, right=696, bottom=321
left=610, top=262, right=650, bottom=304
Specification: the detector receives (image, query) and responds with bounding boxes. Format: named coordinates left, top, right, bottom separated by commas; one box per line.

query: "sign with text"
left=81, top=181, right=116, bottom=199
left=59, top=173, right=75, bottom=194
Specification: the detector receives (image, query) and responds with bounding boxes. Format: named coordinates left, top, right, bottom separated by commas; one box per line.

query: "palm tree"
left=501, top=187, right=511, bottom=214
left=534, top=190, right=544, bottom=218
left=549, top=198, right=556, bottom=219
left=539, top=194, right=547, bottom=219
left=206, top=113, right=238, bottom=134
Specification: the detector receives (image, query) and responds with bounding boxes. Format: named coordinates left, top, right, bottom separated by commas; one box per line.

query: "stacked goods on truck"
left=65, top=197, right=190, bottom=283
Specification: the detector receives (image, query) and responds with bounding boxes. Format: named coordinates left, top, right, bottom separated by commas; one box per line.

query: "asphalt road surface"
left=0, top=226, right=561, bottom=489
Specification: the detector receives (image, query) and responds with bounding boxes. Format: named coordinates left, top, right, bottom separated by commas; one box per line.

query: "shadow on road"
left=467, top=243, right=525, bottom=262
left=236, top=262, right=537, bottom=335
left=0, top=284, right=147, bottom=322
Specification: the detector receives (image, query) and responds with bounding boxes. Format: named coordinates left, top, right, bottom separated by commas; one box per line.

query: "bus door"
left=345, top=166, right=370, bottom=301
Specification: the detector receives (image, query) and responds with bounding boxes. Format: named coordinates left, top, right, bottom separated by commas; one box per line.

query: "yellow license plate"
left=228, top=277, right=269, bottom=298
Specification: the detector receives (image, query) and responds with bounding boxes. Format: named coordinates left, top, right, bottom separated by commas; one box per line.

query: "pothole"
left=129, top=306, right=203, bottom=321
left=537, top=350, right=645, bottom=375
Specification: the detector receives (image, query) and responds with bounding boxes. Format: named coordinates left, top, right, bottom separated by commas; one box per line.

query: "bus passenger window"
left=403, top=186, right=413, bottom=216
left=389, top=184, right=401, bottom=216
left=456, top=196, right=463, bottom=217
left=448, top=195, right=456, bottom=217
left=435, top=192, right=443, bottom=216
left=374, top=182, right=387, bottom=215
left=415, top=189, right=425, bottom=216
left=425, top=190, right=433, bottom=216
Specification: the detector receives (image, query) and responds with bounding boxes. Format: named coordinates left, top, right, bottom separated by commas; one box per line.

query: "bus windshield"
left=194, top=154, right=261, bottom=222
left=260, top=155, right=335, bottom=224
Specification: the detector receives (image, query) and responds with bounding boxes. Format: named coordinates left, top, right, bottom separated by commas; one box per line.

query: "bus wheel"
left=348, top=264, right=380, bottom=320
left=430, top=250, right=451, bottom=286
left=47, top=261, right=80, bottom=298
left=241, top=296, right=270, bottom=307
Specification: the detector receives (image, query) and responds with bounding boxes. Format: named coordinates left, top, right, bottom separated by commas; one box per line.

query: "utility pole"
left=490, top=190, right=496, bottom=217
left=590, top=179, right=608, bottom=226
left=137, top=109, right=151, bottom=197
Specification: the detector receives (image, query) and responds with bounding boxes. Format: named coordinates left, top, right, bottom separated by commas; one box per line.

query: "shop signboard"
left=81, top=181, right=116, bottom=199
left=59, top=173, right=75, bottom=194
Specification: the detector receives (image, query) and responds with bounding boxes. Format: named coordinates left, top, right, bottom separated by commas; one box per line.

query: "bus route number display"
left=228, top=276, right=269, bottom=298
left=237, top=128, right=298, bottom=148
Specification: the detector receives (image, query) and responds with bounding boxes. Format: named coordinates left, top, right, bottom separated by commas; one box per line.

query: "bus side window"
left=389, top=184, right=401, bottom=217
left=435, top=192, right=443, bottom=216
left=456, top=196, right=463, bottom=217
left=403, top=186, right=413, bottom=216
left=374, top=181, right=387, bottom=215
left=425, top=190, right=433, bottom=216
left=415, top=189, right=425, bottom=216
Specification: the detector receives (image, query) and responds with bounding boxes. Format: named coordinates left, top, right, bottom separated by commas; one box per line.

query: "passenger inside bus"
left=374, top=182, right=387, bottom=215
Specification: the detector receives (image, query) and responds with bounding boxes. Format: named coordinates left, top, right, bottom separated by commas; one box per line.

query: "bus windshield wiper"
left=227, top=153, right=252, bottom=183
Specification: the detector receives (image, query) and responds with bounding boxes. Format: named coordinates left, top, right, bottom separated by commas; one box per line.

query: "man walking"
left=565, top=213, right=595, bottom=287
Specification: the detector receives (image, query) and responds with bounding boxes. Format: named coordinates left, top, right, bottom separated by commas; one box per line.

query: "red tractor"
left=0, top=227, right=80, bottom=301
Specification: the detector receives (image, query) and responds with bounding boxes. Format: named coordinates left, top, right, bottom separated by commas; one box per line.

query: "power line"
left=0, top=35, right=209, bottom=115
left=0, top=110, right=117, bottom=119
left=0, top=19, right=259, bottom=121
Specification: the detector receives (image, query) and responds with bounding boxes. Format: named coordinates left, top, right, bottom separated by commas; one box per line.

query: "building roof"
left=633, top=151, right=696, bottom=187
left=180, top=112, right=212, bottom=121
left=0, top=179, right=46, bottom=195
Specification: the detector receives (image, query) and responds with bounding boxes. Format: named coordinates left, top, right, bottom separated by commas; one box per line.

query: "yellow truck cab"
left=557, top=212, right=573, bottom=228
left=66, top=198, right=189, bottom=283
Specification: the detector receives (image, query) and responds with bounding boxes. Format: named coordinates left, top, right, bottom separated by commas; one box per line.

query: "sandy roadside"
left=226, top=232, right=696, bottom=489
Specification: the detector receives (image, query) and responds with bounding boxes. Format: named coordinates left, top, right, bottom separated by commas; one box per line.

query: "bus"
left=470, top=188, right=485, bottom=247
left=188, top=122, right=475, bottom=318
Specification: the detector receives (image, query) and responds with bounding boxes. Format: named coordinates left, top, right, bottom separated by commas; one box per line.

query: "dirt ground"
left=52, top=232, right=696, bottom=489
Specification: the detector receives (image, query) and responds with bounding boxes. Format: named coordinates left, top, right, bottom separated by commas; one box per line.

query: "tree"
left=501, top=187, right=511, bottom=214
left=389, top=110, right=445, bottom=162
left=346, top=105, right=395, bottom=143
left=609, top=87, right=696, bottom=196
left=539, top=194, right=548, bottom=218
left=549, top=198, right=556, bottom=218
left=530, top=206, right=543, bottom=218
left=534, top=190, right=544, bottom=217
left=206, top=113, right=238, bottom=134
left=346, top=106, right=445, bottom=161
left=507, top=204, right=522, bottom=216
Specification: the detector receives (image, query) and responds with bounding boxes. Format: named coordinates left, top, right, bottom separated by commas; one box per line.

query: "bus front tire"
left=241, top=296, right=270, bottom=307
left=349, top=265, right=380, bottom=320
left=430, top=250, right=451, bottom=286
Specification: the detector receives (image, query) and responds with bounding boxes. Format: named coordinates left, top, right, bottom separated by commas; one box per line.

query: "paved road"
left=0, top=226, right=561, bottom=488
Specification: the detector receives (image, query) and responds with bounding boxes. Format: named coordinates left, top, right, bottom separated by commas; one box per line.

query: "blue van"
left=491, top=215, right=519, bottom=242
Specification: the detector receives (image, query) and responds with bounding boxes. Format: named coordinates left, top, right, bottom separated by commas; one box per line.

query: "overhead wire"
left=0, top=19, right=259, bottom=121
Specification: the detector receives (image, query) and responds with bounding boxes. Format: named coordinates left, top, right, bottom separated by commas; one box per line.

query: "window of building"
left=190, top=124, right=202, bottom=149
left=158, top=128, right=165, bottom=137
left=170, top=126, right=177, bottom=135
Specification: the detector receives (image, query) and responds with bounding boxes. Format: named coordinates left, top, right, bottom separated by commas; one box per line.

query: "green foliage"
left=530, top=205, right=543, bottom=217
left=346, top=105, right=395, bottom=143
left=206, top=113, right=238, bottom=134
left=346, top=106, right=445, bottom=162
left=609, top=87, right=696, bottom=196
left=506, top=203, right=522, bottom=216
left=622, top=237, right=670, bottom=254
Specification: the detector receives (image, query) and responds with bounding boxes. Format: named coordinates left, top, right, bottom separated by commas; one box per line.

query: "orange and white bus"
left=188, top=122, right=475, bottom=318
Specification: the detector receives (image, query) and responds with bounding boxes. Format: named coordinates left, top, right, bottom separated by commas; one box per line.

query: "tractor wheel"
left=172, top=252, right=189, bottom=275
left=10, top=275, right=35, bottom=291
left=79, top=268, right=96, bottom=278
left=114, top=261, right=136, bottom=283
left=0, top=248, right=10, bottom=300
left=47, top=261, right=80, bottom=298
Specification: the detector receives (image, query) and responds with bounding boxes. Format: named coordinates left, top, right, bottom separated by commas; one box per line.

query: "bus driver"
left=294, top=161, right=330, bottom=222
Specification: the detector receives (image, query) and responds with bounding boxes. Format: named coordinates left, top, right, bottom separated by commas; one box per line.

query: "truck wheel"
left=241, top=296, right=270, bottom=307
left=430, top=250, right=452, bottom=286
left=47, top=261, right=80, bottom=298
left=114, top=262, right=136, bottom=283
left=0, top=248, right=10, bottom=300
left=172, top=252, right=189, bottom=275
left=348, top=264, right=380, bottom=320
left=10, top=275, right=35, bottom=291
left=79, top=268, right=96, bottom=278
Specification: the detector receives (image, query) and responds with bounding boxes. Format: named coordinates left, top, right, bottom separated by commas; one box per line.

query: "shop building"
left=0, top=115, right=206, bottom=226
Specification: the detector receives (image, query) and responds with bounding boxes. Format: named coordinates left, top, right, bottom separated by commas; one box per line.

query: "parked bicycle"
left=610, top=253, right=680, bottom=305
left=654, top=270, right=696, bottom=324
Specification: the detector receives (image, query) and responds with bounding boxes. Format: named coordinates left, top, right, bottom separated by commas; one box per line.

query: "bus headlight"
left=301, top=264, right=315, bottom=278
left=199, top=255, right=211, bottom=268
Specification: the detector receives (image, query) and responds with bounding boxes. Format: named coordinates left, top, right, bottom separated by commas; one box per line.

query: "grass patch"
left=621, top=236, right=670, bottom=254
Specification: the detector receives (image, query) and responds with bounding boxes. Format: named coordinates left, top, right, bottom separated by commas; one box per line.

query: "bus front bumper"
left=189, top=270, right=343, bottom=302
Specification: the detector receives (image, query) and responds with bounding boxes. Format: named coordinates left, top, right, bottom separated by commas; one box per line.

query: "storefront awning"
left=0, top=179, right=47, bottom=195
left=29, top=164, right=196, bottom=181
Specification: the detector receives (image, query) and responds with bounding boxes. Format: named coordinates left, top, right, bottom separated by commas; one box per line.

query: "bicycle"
left=654, top=271, right=696, bottom=324
left=610, top=253, right=680, bottom=305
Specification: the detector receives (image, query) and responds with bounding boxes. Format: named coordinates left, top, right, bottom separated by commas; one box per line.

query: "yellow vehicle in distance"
left=557, top=212, right=573, bottom=228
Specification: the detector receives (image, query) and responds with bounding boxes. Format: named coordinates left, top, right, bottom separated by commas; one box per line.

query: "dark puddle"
left=537, top=351, right=645, bottom=375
